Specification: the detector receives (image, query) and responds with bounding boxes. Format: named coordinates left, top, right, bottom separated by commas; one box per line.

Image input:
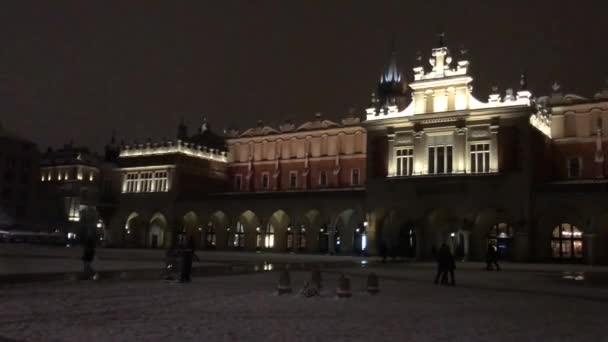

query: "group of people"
left=434, top=242, right=502, bottom=286
left=80, top=233, right=199, bottom=283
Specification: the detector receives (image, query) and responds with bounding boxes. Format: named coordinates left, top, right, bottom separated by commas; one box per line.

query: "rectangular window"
left=289, top=171, right=298, bottom=189
left=428, top=145, right=453, bottom=174
left=567, top=157, right=581, bottom=178
left=261, top=173, right=269, bottom=190
left=319, top=171, right=327, bottom=187
left=351, top=168, right=360, bottom=186
left=234, top=174, right=242, bottom=191
left=124, top=171, right=168, bottom=193
left=470, top=143, right=490, bottom=173
left=395, top=148, right=413, bottom=176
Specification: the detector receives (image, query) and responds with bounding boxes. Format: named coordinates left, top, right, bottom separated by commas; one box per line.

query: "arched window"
left=234, top=223, right=245, bottom=248
left=264, top=224, right=275, bottom=249
left=551, top=223, right=583, bottom=260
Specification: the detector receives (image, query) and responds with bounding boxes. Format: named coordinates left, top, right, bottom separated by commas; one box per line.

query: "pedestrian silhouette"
left=486, top=243, right=501, bottom=271
left=434, top=243, right=456, bottom=286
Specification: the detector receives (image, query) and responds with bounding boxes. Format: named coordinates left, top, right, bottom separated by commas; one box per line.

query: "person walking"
left=180, top=235, right=194, bottom=283
left=486, top=243, right=501, bottom=271
left=82, top=236, right=96, bottom=280
left=434, top=243, right=448, bottom=285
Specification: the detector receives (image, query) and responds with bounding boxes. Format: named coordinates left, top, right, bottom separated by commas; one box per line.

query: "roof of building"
left=225, top=113, right=363, bottom=139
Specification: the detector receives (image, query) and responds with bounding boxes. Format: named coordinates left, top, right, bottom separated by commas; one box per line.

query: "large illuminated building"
left=45, top=36, right=608, bottom=264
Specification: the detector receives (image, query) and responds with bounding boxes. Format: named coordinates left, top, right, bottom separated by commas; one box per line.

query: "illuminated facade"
left=97, top=36, right=608, bottom=264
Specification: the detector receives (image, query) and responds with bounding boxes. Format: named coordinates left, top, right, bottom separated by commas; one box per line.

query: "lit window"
left=289, top=171, right=298, bottom=189
left=551, top=223, right=583, bottom=260
left=470, top=143, right=490, bottom=173
left=395, top=148, right=413, bottom=176
left=567, top=158, right=581, bottom=178
left=319, top=171, right=327, bottom=187
left=264, top=224, right=275, bottom=248
left=351, top=168, right=360, bottom=186
left=428, top=145, right=453, bottom=174
left=234, top=222, right=245, bottom=248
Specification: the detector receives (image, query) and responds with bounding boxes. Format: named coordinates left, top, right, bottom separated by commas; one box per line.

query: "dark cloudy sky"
left=1, top=1, right=606, bottom=151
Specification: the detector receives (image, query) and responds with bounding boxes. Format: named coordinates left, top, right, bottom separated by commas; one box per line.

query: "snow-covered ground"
left=1, top=267, right=607, bottom=342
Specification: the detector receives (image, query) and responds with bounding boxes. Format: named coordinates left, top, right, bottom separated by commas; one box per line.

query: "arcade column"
left=584, top=233, right=596, bottom=265
left=512, top=231, right=530, bottom=262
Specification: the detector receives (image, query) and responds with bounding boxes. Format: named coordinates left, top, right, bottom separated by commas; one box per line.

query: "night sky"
left=1, top=1, right=606, bottom=152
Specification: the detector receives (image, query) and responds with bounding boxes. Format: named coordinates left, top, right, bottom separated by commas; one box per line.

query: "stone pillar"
left=490, top=124, right=499, bottom=172
left=413, top=132, right=426, bottom=175
left=328, top=226, right=335, bottom=255
left=454, top=129, right=466, bottom=173
left=387, top=129, right=396, bottom=177
left=512, top=231, right=530, bottom=262
left=584, top=233, right=596, bottom=265
left=365, top=218, right=377, bottom=256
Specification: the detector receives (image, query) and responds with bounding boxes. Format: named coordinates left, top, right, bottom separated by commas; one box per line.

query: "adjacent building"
left=0, top=122, right=39, bottom=226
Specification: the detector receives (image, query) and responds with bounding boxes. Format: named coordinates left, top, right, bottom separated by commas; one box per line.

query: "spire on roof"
left=437, top=32, right=447, bottom=48
left=380, top=37, right=401, bottom=84
left=520, top=73, right=528, bottom=90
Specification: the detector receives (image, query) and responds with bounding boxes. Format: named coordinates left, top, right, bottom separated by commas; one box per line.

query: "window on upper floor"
left=261, top=173, right=269, bottom=190
left=428, top=145, right=453, bottom=174
left=470, top=143, right=490, bottom=173
left=289, top=171, right=298, bottom=189
left=351, top=168, right=360, bottom=186
left=319, top=171, right=327, bottom=187
left=567, top=157, right=581, bottom=178
left=395, top=148, right=413, bottom=176
left=234, top=174, right=242, bottom=191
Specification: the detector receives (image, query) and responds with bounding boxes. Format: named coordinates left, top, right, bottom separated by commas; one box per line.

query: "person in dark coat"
left=486, top=243, right=501, bottom=271
left=434, top=243, right=456, bottom=286
left=81, top=236, right=96, bottom=280
left=180, top=235, right=194, bottom=283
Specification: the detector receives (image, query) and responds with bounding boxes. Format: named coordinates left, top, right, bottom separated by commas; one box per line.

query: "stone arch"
left=472, top=209, right=513, bottom=260
left=536, top=206, right=586, bottom=262
left=235, top=210, right=260, bottom=250
left=208, top=210, right=229, bottom=249
left=333, top=208, right=363, bottom=255
left=125, top=212, right=147, bottom=248
left=300, top=209, right=324, bottom=253
left=425, top=208, right=468, bottom=259
left=267, top=209, right=291, bottom=251
left=182, top=211, right=200, bottom=248
left=149, top=212, right=171, bottom=249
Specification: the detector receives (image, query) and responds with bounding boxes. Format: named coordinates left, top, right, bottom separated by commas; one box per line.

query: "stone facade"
left=52, top=37, right=608, bottom=264
left=0, top=123, right=39, bottom=224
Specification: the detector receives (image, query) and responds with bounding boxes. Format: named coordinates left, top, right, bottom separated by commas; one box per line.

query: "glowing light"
left=450, top=232, right=456, bottom=238
left=363, top=221, right=368, bottom=227
left=362, top=235, right=367, bottom=250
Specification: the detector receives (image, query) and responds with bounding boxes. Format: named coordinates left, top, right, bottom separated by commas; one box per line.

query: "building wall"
left=0, top=136, right=39, bottom=222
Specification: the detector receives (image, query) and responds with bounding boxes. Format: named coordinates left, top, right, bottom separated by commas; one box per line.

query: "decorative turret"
left=377, top=38, right=408, bottom=111
left=517, top=73, right=532, bottom=101
left=104, top=129, right=120, bottom=162
left=177, top=118, right=188, bottom=140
